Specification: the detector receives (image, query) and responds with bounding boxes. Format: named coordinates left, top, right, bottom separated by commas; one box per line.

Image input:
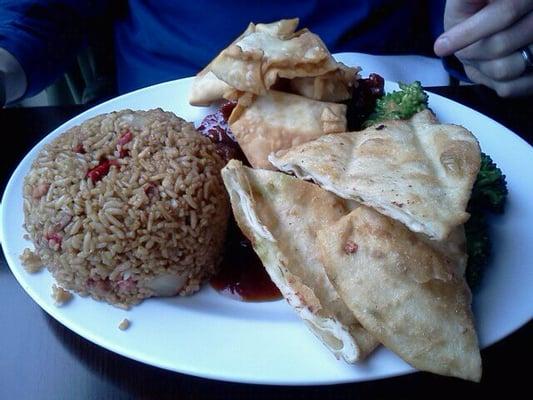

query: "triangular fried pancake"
left=221, top=160, right=378, bottom=362
left=270, top=110, right=481, bottom=240
left=316, top=206, right=482, bottom=381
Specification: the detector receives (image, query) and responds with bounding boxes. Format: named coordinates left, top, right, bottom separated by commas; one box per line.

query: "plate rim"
left=2, top=75, right=532, bottom=385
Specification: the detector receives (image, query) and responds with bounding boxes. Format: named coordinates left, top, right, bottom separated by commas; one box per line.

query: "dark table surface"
left=1, top=85, right=532, bottom=399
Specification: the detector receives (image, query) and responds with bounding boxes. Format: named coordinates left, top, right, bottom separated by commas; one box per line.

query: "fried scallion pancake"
left=316, top=206, right=482, bottom=381
left=270, top=110, right=481, bottom=240
left=221, top=160, right=378, bottom=362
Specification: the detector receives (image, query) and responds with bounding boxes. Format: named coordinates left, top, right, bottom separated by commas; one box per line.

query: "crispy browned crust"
left=270, top=110, right=481, bottom=240
left=221, top=160, right=378, bottom=362
left=317, top=206, right=482, bottom=381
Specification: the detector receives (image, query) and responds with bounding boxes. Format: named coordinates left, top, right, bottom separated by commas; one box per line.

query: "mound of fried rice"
left=22, top=109, right=229, bottom=307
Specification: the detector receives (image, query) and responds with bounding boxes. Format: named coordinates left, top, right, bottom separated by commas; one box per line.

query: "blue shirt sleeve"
left=0, top=0, right=109, bottom=97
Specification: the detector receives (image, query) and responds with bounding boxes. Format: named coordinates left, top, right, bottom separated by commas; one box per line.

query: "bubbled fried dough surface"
left=270, top=110, right=481, bottom=240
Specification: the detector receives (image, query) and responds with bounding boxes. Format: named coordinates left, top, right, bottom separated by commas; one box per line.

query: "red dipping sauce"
left=201, top=101, right=280, bottom=302
left=211, top=221, right=282, bottom=302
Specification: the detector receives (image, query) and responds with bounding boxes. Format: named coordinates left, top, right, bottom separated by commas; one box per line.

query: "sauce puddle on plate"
left=211, top=221, right=282, bottom=302
left=200, top=102, right=281, bottom=302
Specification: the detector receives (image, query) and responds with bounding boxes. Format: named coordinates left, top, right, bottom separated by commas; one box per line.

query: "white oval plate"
left=2, top=75, right=533, bottom=385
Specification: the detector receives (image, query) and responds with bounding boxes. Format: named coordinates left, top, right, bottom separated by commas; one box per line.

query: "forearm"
left=0, top=48, right=26, bottom=104
left=0, top=0, right=109, bottom=100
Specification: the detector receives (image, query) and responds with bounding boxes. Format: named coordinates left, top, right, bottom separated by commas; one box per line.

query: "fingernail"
left=434, top=36, right=451, bottom=56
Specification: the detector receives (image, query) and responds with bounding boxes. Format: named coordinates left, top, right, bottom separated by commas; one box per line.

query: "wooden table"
left=1, top=85, right=532, bottom=399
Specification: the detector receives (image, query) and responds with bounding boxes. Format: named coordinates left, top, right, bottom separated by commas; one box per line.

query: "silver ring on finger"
left=520, top=46, right=533, bottom=74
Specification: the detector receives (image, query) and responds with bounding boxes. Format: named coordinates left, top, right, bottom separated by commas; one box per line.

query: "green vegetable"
left=464, top=211, right=490, bottom=288
left=465, top=153, right=508, bottom=288
left=469, top=153, right=508, bottom=214
left=363, top=81, right=428, bottom=127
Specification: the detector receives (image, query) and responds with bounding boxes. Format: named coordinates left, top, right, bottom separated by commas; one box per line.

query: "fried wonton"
left=270, top=110, right=481, bottom=240
left=189, top=18, right=358, bottom=105
left=317, top=206, right=482, bottom=381
left=188, top=70, right=233, bottom=107
left=188, top=19, right=300, bottom=106
left=229, top=90, right=347, bottom=169
left=221, top=160, right=378, bottom=362
left=289, top=65, right=360, bottom=102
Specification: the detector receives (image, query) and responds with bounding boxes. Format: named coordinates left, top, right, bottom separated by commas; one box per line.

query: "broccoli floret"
left=464, top=212, right=490, bottom=288
left=465, top=152, right=508, bottom=288
left=363, top=81, right=429, bottom=127
left=469, top=153, right=508, bottom=213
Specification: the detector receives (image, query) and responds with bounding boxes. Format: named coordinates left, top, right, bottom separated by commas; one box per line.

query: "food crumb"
left=52, top=284, right=72, bottom=305
left=20, top=248, right=44, bottom=273
left=344, top=240, right=359, bottom=254
left=114, top=303, right=131, bottom=310
left=118, top=318, right=131, bottom=331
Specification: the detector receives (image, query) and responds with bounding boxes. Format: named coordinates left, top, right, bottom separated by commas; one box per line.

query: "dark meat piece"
left=345, top=73, right=385, bottom=131
left=197, top=101, right=248, bottom=164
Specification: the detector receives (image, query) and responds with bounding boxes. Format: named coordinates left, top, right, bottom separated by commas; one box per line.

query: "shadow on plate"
left=40, top=309, right=510, bottom=399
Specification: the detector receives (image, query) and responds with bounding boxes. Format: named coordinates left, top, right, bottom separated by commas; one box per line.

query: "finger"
left=434, top=0, right=533, bottom=56
left=455, top=11, right=533, bottom=60
left=463, top=49, right=529, bottom=81
left=442, top=0, right=488, bottom=31
left=465, top=64, right=533, bottom=97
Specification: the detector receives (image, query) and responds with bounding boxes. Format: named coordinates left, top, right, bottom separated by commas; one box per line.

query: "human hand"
left=434, top=0, right=533, bottom=97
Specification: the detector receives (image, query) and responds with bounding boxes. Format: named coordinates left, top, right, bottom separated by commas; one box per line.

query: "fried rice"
left=22, top=108, right=229, bottom=307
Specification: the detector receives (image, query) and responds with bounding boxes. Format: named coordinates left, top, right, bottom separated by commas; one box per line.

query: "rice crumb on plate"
left=20, top=248, right=44, bottom=273
left=118, top=318, right=130, bottom=330
left=52, top=284, right=72, bottom=305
